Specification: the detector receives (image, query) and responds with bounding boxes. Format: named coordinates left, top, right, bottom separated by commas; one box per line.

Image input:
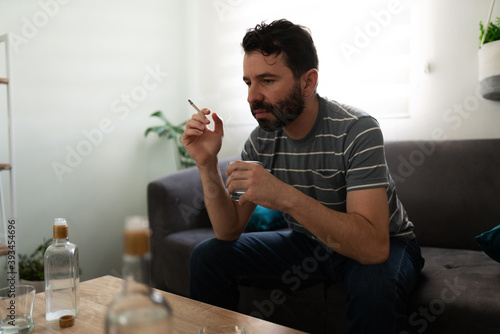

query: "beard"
left=250, top=81, right=305, bottom=132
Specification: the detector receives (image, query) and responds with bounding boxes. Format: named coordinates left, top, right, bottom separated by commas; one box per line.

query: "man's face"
left=243, top=52, right=305, bottom=132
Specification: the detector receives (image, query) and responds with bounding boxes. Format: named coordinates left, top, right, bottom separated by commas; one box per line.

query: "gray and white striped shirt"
left=242, top=95, right=414, bottom=240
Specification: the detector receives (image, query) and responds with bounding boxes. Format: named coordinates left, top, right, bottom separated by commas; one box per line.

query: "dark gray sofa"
left=147, top=139, right=500, bottom=334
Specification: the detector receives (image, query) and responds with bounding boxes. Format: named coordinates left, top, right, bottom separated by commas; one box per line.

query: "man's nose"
left=247, top=84, right=264, bottom=105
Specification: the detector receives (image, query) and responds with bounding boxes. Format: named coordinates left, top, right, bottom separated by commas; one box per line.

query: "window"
left=188, top=0, right=417, bottom=128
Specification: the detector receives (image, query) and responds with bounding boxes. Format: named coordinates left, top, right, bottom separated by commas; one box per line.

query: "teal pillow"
left=476, top=224, right=500, bottom=263
left=245, top=205, right=288, bottom=232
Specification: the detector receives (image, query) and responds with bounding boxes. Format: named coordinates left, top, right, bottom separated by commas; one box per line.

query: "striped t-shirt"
left=242, top=95, right=415, bottom=240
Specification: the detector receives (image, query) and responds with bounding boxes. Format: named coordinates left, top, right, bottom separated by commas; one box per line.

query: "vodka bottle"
left=106, top=216, right=172, bottom=334
left=44, top=218, right=79, bottom=321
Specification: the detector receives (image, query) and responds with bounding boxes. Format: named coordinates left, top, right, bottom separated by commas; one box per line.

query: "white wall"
left=0, top=0, right=499, bottom=283
left=380, top=0, right=500, bottom=141
left=0, top=0, right=188, bottom=282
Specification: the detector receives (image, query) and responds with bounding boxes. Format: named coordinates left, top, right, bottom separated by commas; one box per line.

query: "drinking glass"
left=229, top=161, right=262, bottom=201
left=0, top=285, right=36, bottom=334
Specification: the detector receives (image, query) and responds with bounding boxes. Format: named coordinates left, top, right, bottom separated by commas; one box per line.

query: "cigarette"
left=188, top=99, right=203, bottom=115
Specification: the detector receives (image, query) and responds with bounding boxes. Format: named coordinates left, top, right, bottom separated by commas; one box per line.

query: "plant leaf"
left=150, top=110, right=168, bottom=123
left=481, top=17, right=500, bottom=46
left=145, top=111, right=195, bottom=169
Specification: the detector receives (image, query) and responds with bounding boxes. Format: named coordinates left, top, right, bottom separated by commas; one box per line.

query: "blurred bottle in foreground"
left=106, top=216, right=172, bottom=334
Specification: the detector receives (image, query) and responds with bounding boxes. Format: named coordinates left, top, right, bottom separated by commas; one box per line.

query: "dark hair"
left=241, top=19, right=319, bottom=79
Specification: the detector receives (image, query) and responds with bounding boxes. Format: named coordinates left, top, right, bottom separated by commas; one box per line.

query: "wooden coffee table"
left=31, top=275, right=306, bottom=333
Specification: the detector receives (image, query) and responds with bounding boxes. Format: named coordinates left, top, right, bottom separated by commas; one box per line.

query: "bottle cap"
left=124, top=216, right=150, bottom=256
left=53, top=218, right=68, bottom=239
left=59, top=315, right=75, bottom=328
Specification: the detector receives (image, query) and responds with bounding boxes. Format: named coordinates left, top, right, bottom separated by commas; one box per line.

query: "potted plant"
left=145, top=111, right=196, bottom=170
left=479, top=17, right=500, bottom=46
left=19, top=238, right=52, bottom=293
left=478, top=6, right=500, bottom=100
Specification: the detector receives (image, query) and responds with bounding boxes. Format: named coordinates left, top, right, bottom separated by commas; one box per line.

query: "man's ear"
left=301, top=68, right=319, bottom=98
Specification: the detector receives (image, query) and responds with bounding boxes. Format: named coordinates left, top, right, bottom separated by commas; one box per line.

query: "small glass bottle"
left=44, top=218, right=79, bottom=321
left=106, top=216, right=172, bottom=334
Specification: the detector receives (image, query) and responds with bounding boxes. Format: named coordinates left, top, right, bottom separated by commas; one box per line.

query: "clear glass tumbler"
left=0, top=285, right=36, bottom=334
left=229, top=161, right=263, bottom=201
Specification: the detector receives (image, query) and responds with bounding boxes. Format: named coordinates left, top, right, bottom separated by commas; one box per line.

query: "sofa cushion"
left=240, top=247, right=500, bottom=334
left=407, top=247, right=500, bottom=334
left=475, top=224, right=500, bottom=263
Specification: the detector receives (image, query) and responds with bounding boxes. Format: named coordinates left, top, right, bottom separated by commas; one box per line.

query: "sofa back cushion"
left=384, top=139, right=500, bottom=250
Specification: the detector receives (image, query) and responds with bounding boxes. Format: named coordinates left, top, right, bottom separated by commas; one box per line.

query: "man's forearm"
left=281, top=186, right=390, bottom=264
left=198, top=161, right=250, bottom=240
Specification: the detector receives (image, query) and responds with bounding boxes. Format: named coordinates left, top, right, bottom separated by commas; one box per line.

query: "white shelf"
left=0, top=33, right=17, bottom=280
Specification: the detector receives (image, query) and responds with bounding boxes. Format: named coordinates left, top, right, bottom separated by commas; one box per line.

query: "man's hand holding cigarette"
left=181, top=100, right=224, bottom=167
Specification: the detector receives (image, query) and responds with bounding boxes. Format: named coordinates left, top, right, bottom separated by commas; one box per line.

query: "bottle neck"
left=53, top=237, right=69, bottom=245
left=122, top=253, right=152, bottom=293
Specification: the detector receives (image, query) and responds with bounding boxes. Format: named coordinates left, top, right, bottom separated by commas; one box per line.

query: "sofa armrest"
left=147, top=155, right=238, bottom=238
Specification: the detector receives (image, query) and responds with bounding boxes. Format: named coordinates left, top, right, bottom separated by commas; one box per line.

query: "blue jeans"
left=190, top=230, right=424, bottom=334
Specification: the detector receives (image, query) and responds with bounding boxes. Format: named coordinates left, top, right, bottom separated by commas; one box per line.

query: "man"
left=181, top=19, right=424, bottom=333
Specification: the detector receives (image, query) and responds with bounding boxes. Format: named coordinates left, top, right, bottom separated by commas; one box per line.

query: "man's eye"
left=262, top=79, right=273, bottom=85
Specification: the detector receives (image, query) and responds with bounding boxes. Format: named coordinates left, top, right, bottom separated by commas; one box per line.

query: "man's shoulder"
left=320, top=96, right=374, bottom=121
left=319, top=96, right=380, bottom=134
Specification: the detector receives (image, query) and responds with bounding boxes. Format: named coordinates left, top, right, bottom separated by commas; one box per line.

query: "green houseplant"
left=479, top=17, right=500, bottom=47
left=478, top=12, right=500, bottom=101
left=145, top=111, right=196, bottom=170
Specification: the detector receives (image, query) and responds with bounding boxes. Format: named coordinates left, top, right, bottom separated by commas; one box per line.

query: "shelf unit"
left=0, top=33, right=17, bottom=267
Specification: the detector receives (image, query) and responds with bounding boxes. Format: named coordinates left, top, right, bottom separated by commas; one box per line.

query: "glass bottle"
left=44, top=218, right=79, bottom=321
left=106, top=216, right=172, bottom=334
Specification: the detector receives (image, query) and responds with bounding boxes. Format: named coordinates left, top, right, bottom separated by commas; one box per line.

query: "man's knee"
left=190, top=238, right=235, bottom=268
left=345, top=261, right=397, bottom=300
